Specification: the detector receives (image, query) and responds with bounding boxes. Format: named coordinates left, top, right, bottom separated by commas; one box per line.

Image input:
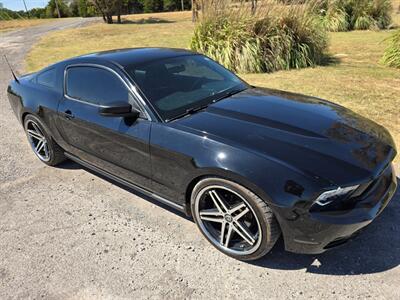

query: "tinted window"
left=126, top=55, right=246, bottom=121
left=66, top=66, right=128, bottom=105
left=37, top=68, right=56, bottom=88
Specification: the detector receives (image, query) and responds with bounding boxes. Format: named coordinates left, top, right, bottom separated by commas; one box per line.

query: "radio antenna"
left=3, top=55, right=20, bottom=84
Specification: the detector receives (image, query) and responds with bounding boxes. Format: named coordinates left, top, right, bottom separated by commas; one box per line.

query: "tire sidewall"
left=191, top=177, right=275, bottom=261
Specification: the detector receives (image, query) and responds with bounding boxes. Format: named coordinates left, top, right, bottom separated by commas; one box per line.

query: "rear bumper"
left=279, top=164, right=397, bottom=254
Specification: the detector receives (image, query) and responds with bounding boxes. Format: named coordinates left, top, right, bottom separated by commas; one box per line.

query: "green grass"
left=26, top=10, right=400, bottom=161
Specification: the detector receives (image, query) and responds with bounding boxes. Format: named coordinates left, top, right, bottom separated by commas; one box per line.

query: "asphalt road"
left=1, top=19, right=400, bottom=299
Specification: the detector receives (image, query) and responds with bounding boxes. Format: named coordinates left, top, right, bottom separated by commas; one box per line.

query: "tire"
left=24, top=114, right=66, bottom=166
left=191, top=177, right=281, bottom=261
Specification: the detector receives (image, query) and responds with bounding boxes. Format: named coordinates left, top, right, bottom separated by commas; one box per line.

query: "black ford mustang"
left=7, top=48, right=397, bottom=261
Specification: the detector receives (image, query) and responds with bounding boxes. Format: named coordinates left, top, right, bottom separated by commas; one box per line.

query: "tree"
left=78, top=0, right=89, bottom=17
left=45, top=0, right=71, bottom=18
left=69, top=0, right=79, bottom=16
left=90, top=0, right=123, bottom=23
left=143, top=0, right=163, bottom=13
left=69, top=0, right=96, bottom=17
left=192, top=0, right=199, bottom=22
left=126, top=0, right=144, bottom=14
left=0, top=8, right=28, bottom=19
left=164, top=0, right=190, bottom=11
left=30, top=8, right=47, bottom=18
left=80, top=0, right=96, bottom=17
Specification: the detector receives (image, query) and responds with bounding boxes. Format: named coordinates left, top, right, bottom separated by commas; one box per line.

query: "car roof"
left=65, top=48, right=197, bottom=68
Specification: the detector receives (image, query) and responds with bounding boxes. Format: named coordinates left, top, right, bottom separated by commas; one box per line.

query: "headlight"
left=314, top=185, right=359, bottom=206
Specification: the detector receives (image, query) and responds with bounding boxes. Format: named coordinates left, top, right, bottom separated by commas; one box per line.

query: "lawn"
left=0, top=18, right=55, bottom=33
left=26, top=9, right=400, bottom=161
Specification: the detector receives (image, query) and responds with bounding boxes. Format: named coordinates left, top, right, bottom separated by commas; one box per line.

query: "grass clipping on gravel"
left=190, top=1, right=328, bottom=73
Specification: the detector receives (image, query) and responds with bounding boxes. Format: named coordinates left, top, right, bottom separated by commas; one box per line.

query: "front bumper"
left=278, top=164, right=397, bottom=254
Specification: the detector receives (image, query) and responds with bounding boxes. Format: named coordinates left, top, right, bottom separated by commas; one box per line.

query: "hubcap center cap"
left=224, top=214, right=233, bottom=223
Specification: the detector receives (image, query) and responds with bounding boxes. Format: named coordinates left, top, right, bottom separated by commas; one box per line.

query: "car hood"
left=174, top=87, right=397, bottom=186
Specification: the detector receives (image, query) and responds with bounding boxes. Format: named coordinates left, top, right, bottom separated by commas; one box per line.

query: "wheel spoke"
left=209, top=190, right=229, bottom=213
left=220, top=221, right=226, bottom=244
left=43, top=142, right=49, bottom=158
left=233, top=221, right=255, bottom=246
left=200, top=215, right=224, bottom=223
left=32, top=123, right=42, bottom=135
left=199, top=208, right=222, bottom=217
left=224, top=223, right=233, bottom=247
left=35, top=140, right=44, bottom=152
left=27, top=129, right=43, bottom=140
left=233, top=207, right=250, bottom=222
left=229, top=202, right=246, bottom=215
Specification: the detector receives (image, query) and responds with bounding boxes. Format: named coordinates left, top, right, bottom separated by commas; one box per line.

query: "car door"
left=57, top=64, right=152, bottom=189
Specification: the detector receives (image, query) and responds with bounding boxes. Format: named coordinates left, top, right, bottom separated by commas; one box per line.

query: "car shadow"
left=56, top=160, right=82, bottom=170
left=120, top=17, right=175, bottom=24
left=58, top=160, right=399, bottom=275
left=252, top=178, right=400, bottom=275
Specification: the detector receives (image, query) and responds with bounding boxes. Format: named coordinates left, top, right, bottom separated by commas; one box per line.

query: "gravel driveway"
left=0, top=19, right=399, bottom=299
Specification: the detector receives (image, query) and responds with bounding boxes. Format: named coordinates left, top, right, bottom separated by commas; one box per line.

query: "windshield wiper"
left=166, top=104, right=209, bottom=122
left=212, top=87, right=247, bottom=103
left=165, top=87, right=247, bottom=122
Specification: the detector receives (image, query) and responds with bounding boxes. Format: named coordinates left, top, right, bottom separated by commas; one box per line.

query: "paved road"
left=1, top=19, right=400, bottom=299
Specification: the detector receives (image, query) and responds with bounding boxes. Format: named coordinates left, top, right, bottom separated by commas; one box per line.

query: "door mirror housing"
left=99, top=102, right=140, bottom=119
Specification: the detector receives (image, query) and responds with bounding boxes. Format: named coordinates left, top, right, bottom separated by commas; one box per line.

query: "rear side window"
left=37, top=68, right=56, bottom=88
left=65, top=66, right=128, bottom=105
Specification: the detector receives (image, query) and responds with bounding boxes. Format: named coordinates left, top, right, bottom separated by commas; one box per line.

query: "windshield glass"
left=125, top=54, right=247, bottom=121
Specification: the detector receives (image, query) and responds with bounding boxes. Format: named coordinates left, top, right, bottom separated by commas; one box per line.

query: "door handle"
left=63, top=110, right=75, bottom=120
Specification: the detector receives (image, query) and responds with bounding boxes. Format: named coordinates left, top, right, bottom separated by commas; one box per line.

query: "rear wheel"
left=191, top=177, right=281, bottom=261
left=24, top=115, right=66, bottom=166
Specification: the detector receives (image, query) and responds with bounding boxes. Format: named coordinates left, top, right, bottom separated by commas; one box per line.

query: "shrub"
left=319, top=0, right=393, bottom=31
left=190, top=1, right=328, bottom=73
left=368, top=0, right=392, bottom=29
left=320, top=5, right=348, bottom=32
left=381, top=29, right=400, bottom=68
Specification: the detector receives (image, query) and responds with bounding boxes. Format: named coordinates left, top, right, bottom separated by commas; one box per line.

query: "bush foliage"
left=190, top=1, right=328, bottom=73
left=318, top=0, right=393, bottom=31
left=382, top=29, right=400, bottom=68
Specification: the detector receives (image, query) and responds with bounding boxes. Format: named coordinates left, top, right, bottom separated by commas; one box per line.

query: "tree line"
left=0, top=0, right=193, bottom=21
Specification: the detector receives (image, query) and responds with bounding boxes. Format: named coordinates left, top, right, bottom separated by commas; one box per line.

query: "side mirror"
left=99, top=102, right=140, bottom=119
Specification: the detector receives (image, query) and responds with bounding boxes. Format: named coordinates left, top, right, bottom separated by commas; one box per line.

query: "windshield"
left=125, top=54, right=247, bottom=121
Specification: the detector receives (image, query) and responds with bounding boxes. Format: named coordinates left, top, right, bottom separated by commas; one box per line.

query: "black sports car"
left=7, top=48, right=397, bottom=261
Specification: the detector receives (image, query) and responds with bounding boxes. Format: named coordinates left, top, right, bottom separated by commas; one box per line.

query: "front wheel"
left=191, top=178, right=281, bottom=261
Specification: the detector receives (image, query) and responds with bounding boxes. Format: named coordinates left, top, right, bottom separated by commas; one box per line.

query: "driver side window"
left=66, top=66, right=129, bottom=105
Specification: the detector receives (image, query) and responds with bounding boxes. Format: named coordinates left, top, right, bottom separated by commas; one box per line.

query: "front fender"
left=150, top=123, right=326, bottom=211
